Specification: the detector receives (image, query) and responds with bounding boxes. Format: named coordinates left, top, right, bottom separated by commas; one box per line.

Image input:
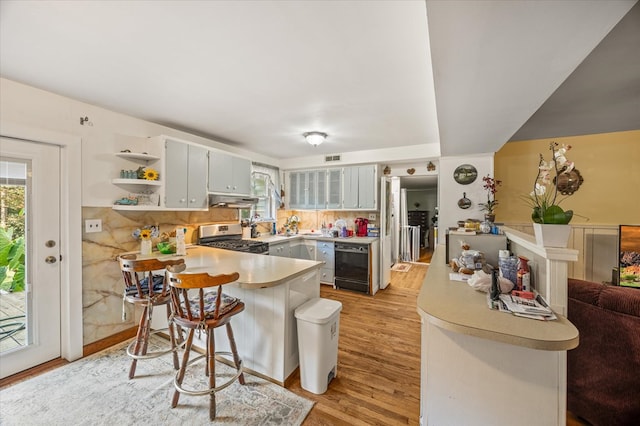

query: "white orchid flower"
left=530, top=183, right=546, bottom=197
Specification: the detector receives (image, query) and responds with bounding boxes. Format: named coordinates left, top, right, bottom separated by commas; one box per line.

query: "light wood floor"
left=0, top=256, right=588, bottom=425
left=287, top=256, right=587, bottom=426
left=288, top=273, right=426, bottom=425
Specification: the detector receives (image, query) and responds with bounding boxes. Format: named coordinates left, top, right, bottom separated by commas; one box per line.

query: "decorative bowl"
left=156, top=242, right=176, bottom=254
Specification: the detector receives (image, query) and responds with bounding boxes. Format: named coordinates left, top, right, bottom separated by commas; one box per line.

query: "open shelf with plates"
left=111, top=178, right=161, bottom=186
left=115, top=152, right=160, bottom=162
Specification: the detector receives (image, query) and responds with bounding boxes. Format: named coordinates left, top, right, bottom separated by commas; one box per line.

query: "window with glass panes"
left=240, top=163, right=279, bottom=222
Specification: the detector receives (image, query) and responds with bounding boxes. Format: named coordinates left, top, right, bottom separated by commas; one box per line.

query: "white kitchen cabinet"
left=163, top=139, right=208, bottom=209
left=343, top=165, right=377, bottom=210
left=288, top=170, right=327, bottom=209
left=210, top=269, right=320, bottom=385
left=307, top=170, right=327, bottom=209
left=326, top=168, right=342, bottom=209
left=288, top=171, right=306, bottom=209
left=316, top=240, right=335, bottom=285
left=269, top=240, right=291, bottom=257
left=208, top=150, right=251, bottom=195
left=286, top=165, right=375, bottom=211
left=291, top=240, right=316, bottom=260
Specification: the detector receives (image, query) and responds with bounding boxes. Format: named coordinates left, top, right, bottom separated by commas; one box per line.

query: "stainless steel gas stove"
left=198, top=223, right=269, bottom=254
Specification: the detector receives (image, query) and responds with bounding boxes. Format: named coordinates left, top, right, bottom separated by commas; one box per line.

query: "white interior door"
left=0, top=138, right=61, bottom=378
left=379, top=176, right=400, bottom=289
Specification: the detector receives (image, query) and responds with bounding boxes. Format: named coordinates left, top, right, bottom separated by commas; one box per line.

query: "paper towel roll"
left=242, top=227, right=251, bottom=239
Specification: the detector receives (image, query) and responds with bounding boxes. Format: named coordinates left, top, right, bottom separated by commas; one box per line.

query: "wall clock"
left=453, top=164, right=478, bottom=185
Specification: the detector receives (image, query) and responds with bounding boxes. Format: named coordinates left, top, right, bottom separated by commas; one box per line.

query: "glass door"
left=0, top=138, right=61, bottom=378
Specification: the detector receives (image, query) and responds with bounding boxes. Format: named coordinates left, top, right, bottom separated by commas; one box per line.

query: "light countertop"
left=417, top=247, right=579, bottom=351
left=136, top=245, right=322, bottom=289
left=253, top=234, right=378, bottom=244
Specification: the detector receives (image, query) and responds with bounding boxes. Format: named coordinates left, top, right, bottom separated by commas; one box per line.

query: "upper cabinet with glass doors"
left=289, top=170, right=327, bottom=210
left=286, top=165, right=377, bottom=211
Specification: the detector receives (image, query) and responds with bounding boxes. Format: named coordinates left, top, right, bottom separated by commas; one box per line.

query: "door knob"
left=45, top=240, right=56, bottom=248
left=45, top=256, right=57, bottom=264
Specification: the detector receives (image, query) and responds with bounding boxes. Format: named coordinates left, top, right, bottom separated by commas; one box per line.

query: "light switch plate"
left=368, top=213, right=377, bottom=220
left=85, top=219, right=102, bottom=233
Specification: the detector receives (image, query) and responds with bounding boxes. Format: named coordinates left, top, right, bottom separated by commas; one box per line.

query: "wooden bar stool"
left=166, top=264, right=245, bottom=421
left=118, top=254, right=186, bottom=379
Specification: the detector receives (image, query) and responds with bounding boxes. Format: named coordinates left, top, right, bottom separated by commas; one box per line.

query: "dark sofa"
left=567, top=278, right=640, bottom=426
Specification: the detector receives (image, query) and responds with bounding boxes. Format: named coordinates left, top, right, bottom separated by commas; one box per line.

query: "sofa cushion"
left=568, top=278, right=640, bottom=316
left=567, top=278, right=640, bottom=426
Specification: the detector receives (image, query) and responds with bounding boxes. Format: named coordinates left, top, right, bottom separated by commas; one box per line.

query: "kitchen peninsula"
left=148, top=245, right=322, bottom=385
left=417, top=230, right=579, bottom=426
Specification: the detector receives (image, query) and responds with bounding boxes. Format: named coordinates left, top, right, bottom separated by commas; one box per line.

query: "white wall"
left=1, top=78, right=447, bottom=206
left=0, top=78, right=280, bottom=207
left=437, top=154, right=494, bottom=244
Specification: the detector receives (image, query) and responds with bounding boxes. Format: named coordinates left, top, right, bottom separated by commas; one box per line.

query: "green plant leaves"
left=0, top=227, right=25, bottom=292
left=532, top=205, right=573, bottom=224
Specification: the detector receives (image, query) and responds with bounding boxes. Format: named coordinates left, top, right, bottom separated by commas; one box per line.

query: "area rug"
left=0, top=336, right=313, bottom=425
left=391, top=263, right=412, bottom=272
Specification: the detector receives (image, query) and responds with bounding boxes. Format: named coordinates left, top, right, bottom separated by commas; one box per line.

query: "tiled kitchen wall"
left=273, top=210, right=378, bottom=234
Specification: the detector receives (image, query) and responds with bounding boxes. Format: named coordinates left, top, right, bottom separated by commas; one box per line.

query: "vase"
left=484, top=213, right=495, bottom=223
left=532, top=223, right=571, bottom=248
left=479, top=220, right=492, bottom=234
left=140, top=239, right=152, bottom=255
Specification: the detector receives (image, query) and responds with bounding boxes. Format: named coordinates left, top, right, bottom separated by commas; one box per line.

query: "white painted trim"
left=0, top=121, right=83, bottom=361
left=504, top=227, right=579, bottom=262
left=503, top=226, right=578, bottom=316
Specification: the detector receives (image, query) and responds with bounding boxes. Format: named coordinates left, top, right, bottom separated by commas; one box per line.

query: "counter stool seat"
left=118, top=254, right=186, bottom=379
left=166, top=264, right=245, bottom=421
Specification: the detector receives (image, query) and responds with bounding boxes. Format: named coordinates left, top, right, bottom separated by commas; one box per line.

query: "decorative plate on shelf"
left=453, top=164, right=478, bottom=185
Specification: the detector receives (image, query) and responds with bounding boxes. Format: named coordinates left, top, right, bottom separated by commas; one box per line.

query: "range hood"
left=208, top=194, right=258, bottom=208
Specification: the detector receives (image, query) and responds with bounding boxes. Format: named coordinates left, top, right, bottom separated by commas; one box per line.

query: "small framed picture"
left=453, top=164, right=478, bottom=185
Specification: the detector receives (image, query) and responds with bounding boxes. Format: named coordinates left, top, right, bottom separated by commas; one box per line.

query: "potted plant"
left=478, top=175, right=501, bottom=223
left=525, top=142, right=582, bottom=247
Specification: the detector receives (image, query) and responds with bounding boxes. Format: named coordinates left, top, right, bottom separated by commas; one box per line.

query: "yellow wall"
left=494, top=130, right=640, bottom=225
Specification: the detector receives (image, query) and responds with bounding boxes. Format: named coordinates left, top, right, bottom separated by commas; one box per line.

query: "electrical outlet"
left=85, top=219, right=102, bottom=233
left=368, top=213, right=377, bottom=220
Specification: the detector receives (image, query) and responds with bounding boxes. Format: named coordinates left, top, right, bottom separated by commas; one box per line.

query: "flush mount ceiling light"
left=303, top=131, right=327, bottom=146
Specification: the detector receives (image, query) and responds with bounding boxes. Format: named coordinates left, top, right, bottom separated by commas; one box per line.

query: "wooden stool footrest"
left=126, top=329, right=186, bottom=360
left=173, top=352, right=244, bottom=396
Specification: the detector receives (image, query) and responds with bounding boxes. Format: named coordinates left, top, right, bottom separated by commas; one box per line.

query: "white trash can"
left=294, top=298, right=342, bottom=394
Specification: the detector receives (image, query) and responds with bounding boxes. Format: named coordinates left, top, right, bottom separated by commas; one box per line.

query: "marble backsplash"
left=82, top=206, right=377, bottom=345
left=81, top=207, right=238, bottom=345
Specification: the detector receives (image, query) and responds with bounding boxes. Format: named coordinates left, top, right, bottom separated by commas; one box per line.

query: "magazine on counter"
left=498, top=293, right=557, bottom=321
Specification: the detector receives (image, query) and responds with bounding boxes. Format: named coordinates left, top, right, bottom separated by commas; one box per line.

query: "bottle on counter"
left=176, top=227, right=186, bottom=256
left=516, top=256, right=530, bottom=291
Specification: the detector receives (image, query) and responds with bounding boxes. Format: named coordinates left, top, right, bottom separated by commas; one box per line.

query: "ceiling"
left=0, top=1, right=637, bottom=162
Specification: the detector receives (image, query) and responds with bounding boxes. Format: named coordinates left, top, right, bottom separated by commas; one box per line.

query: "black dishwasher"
left=334, top=242, right=369, bottom=294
